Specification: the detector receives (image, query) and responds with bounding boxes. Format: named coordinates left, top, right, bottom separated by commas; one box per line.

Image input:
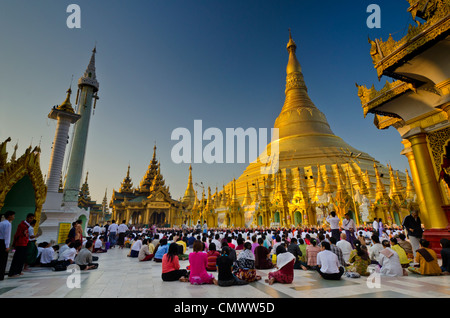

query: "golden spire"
left=395, top=170, right=404, bottom=192
left=388, top=164, right=400, bottom=195
left=243, top=182, right=252, bottom=206
left=274, top=29, right=335, bottom=139
left=120, top=165, right=133, bottom=193
left=286, top=28, right=302, bottom=75
left=374, top=163, right=388, bottom=201
left=315, top=165, right=324, bottom=198
left=57, top=88, right=76, bottom=114
left=405, top=169, right=416, bottom=199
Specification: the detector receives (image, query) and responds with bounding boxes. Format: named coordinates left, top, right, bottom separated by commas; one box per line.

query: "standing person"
left=202, top=220, right=208, bottom=235
left=316, top=241, right=344, bottom=280
left=67, top=222, right=76, bottom=243
left=342, top=212, right=357, bottom=248
left=108, top=220, right=118, bottom=248
left=372, top=218, right=379, bottom=237
left=74, top=219, right=83, bottom=242
left=439, top=238, right=450, bottom=275
left=8, top=213, right=35, bottom=278
left=117, top=220, right=128, bottom=249
left=161, top=243, right=189, bottom=282
left=378, top=218, right=385, bottom=240
left=103, top=221, right=110, bottom=242
left=25, top=219, right=39, bottom=269
left=188, top=240, right=217, bottom=285
left=326, top=211, right=340, bottom=242
left=402, top=210, right=423, bottom=257
left=0, top=211, right=15, bottom=280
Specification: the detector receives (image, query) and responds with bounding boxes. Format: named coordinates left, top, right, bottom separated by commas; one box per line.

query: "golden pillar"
left=406, top=131, right=447, bottom=229
left=401, top=140, right=429, bottom=226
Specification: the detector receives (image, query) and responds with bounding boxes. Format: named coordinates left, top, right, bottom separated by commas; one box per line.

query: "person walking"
left=108, top=220, right=119, bottom=248
left=402, top=210, right=423, bottom=257
left=0, top=211, right=15, bottom=280
left=9, top=213, right=35, bottom=277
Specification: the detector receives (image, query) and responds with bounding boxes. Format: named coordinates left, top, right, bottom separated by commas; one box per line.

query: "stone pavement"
left=0, top=246, right=449, bottom=299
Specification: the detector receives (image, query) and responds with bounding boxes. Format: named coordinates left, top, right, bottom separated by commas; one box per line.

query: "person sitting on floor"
left=93, top=236, right=107, bottom=253
left=216, top=246, right=248, bottom=287
left=233, top=242, right=261, bottom=282
left=346, top=241, right=371, bottom=276
left=206, top=243, right=220, bottom=272
left=408, top=239, right=442, bottom=276
left=265, top=245, right=295, bottom=285
left=255, top=237, right=274, bottom=270
left=138, top=239, right=155, bottom=262
left=75, top=240, right=98, bottom=271
left=378, top=240, right=404, bottom=277
left=316, top=241, right=344, bottom=280
left=161, top=243, right=189, bottom=282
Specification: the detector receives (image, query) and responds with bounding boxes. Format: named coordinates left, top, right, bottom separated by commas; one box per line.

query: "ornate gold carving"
left=428, top=126, right=450, bottom=174
left=370, top=3, right=450, bottom=78
left=357, top=80, right=415, bottom=117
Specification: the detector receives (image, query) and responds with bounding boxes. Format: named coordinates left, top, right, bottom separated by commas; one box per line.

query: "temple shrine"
left=356, top=0, right=450, bottom=252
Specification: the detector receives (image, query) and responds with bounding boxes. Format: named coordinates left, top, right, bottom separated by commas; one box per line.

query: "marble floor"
left=0, top=247, right=449, bottom=299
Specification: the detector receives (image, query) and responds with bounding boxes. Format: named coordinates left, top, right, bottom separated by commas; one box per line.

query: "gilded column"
left=405, top=130, right=447, bottom=229
left=401, top=140, right=429, bottom=226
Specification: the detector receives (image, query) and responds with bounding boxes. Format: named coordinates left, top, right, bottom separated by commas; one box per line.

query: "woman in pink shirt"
left=188, top=240, right=217, bottom=285
left=161, top=243, right=189, bottom=282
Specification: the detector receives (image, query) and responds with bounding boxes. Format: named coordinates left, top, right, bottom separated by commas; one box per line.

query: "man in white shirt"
left=92, top=224, right=101, bottom=235
left=342, top=213, right=357, bottom=247
left=108, top=220, right=119, bottom=248
left=336, top=232, right=353, bottom=263
left=0, top=211, right=15, bottom=280
left=316, top=241, right=344, bottom=280
left=326, top=211, right=341, bottom=242
left=368, top=235, right=384, bottom=264
left=117, top=221, right=129, bottom=249
left=372, top=218, right=379, bottom=236
left=40, top=243, right=58, bottom=267
left=129, top=237, right=142, bottom=257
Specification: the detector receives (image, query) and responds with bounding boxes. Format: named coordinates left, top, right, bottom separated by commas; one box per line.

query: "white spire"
left=78, top=46, right=99, bottom=91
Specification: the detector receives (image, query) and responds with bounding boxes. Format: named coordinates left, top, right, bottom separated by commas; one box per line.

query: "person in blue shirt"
left=154, top=238, right=169, bottom=263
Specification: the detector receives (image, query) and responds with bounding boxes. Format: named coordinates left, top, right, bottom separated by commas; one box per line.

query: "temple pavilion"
left=109, top=145, right=183, bottom=227
left=356, top=0, right=450, bottom=252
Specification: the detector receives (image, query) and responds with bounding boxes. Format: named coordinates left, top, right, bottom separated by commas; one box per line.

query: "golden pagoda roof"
left=56, top=88, right=76, bottom=114
left=369, top=0, right=450, bottom=79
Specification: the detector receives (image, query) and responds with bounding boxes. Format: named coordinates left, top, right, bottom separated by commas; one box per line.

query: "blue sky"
left=0, top=0, right=416, bottom=204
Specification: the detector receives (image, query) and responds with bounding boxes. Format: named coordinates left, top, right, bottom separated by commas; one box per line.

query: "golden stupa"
left=182, top=31, right=416, bottom=229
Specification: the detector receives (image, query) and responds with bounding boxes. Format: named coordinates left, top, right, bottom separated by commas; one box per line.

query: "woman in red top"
left=161, top=243, right=189, bottom=282
left=206, top=243, right=220, bottom=271
left=9, top=213, right=35, bottom=277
